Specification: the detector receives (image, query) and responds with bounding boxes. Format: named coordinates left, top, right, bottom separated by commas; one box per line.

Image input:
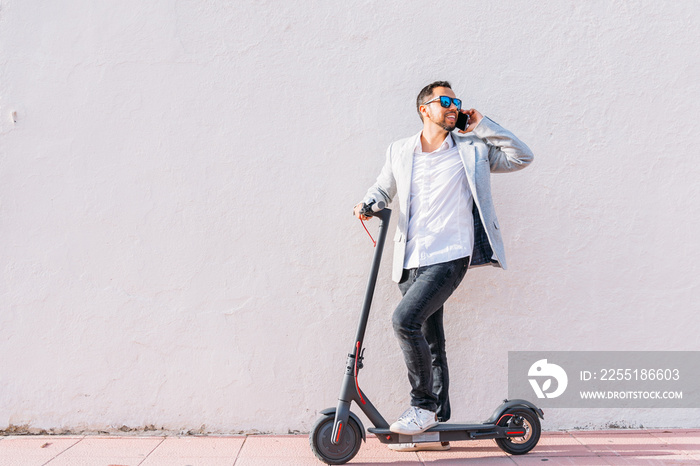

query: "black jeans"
left=393, top=256, right=469, bottom=422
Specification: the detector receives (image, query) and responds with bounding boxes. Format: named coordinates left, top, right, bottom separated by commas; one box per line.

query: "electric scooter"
left=309, top=203, right=544, bottom=465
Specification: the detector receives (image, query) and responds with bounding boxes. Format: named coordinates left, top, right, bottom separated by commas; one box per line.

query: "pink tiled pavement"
left=0, top=430, right=699, bottom=465
left=41, top=436, right=164, bottom=466
left=141, top=437, right=246, bottom=466
left=0, top=436, right=82, bottom=466
left=416, top=438, right=511, bottom=464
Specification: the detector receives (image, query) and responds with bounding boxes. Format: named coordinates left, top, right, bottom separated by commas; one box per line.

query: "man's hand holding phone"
left=456, top=108, right=483, bottom=133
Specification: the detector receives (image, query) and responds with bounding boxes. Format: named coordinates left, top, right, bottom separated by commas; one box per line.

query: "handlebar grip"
left=360, top=200, right=385, bottom=217
left=371, top=200, right=385, bottom=212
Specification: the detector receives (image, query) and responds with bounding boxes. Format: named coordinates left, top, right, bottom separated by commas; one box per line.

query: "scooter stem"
left=353, top=208, right=391, bottom=348
left=331, top=208, right=392, bottom=445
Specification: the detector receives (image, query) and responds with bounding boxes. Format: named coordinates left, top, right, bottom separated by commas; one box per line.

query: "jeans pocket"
left=451, top=260, right=469, bottom=291
left=398, top=268, right=410, bottom=285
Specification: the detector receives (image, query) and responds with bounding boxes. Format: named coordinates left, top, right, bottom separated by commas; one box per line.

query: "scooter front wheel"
left=309, top=413, right=362, bottom=465
left=495, top=407, right=541, bottom=455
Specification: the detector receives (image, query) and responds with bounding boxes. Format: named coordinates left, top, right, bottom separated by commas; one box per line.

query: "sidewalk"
left=1, top=429, right=700, bottom=465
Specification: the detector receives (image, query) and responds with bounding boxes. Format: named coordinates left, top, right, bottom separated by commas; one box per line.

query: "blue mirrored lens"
left=439, top=96, right=461, bottom=110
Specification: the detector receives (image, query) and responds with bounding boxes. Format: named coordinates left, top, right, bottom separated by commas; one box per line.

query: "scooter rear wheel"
left=309, top=413, right=362, bottom=465
left=495, top=407, right=541, bottom=455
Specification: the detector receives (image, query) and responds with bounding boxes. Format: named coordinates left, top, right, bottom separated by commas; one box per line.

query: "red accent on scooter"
left=335, top=422, right=343, bottom=443
left=360, top=218, right=376, bottom=247
left=354, top=341, right=366, bottom=405
left=507, top=431, right=526, bottom=435
left=496, top=413, right=514, bottom=425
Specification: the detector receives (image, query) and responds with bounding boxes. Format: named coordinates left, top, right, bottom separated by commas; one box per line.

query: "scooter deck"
left=368, top=422, right=524, bottom=444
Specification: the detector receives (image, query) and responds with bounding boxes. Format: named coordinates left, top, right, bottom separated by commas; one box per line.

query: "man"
left=353, top=81, right=533, bottom=452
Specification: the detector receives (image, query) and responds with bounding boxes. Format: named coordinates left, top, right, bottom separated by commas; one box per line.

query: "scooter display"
left=310, top=203, right=543, bottom=465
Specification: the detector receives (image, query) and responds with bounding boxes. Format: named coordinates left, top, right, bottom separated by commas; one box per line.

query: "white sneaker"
left=389, top=407, right=439, bottom=435
left=389, top=442, right=450, bottom=452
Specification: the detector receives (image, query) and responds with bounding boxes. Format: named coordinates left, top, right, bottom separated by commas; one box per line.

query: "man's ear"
left=419, top=104, right=430, bottom=121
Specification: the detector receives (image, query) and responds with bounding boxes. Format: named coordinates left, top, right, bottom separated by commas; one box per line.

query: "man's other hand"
left=354, top=203, right=371, bottom=221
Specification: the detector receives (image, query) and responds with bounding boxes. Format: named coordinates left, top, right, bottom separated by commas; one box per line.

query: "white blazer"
left=362, top=116, right=533, bottom=283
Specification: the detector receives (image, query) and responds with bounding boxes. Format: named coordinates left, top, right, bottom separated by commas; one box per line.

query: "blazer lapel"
left=396, top=132, right=421, bottom=206
left=456, top=137, right=477, bottom=193
left=398, top=132, right=420, bottom=176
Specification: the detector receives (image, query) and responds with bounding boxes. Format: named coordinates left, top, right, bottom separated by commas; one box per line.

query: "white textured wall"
left=2, top=1, right=699, bottom=433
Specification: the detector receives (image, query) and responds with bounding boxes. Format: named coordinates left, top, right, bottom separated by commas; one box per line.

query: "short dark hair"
left=416, top=81, right=452, bottom=121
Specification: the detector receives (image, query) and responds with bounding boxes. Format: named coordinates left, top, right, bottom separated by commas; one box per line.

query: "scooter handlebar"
left=360, top=200, right=386, bottom=217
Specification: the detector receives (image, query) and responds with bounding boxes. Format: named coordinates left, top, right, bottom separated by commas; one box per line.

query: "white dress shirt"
left=404, top=133, right=474, bottom=269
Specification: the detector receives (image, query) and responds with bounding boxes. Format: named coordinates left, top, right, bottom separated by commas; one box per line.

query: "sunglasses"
left=422, top=95, right=462, bottom=111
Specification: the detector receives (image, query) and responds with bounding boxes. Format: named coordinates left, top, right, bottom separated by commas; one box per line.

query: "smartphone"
left=455, top=112, right=470, bottom=131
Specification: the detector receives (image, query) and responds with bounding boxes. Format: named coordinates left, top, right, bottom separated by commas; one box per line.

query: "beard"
left=439, top=120, right=456, bottom=131
left=431, top=112, right=457, bottom=131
